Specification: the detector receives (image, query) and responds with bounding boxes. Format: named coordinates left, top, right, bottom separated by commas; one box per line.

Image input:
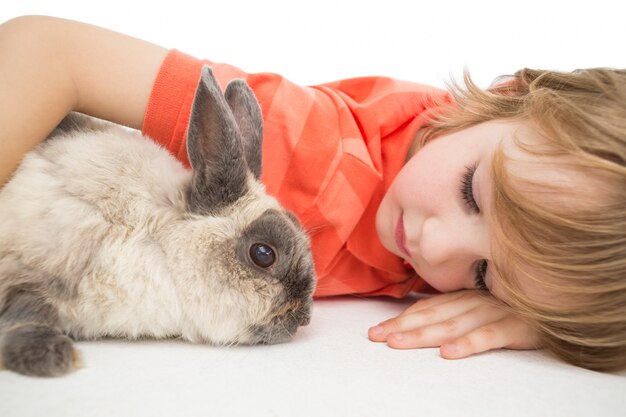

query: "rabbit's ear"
left=186, top=66, right=248, bottom=214
left=224, top=80, right=263, bottom=180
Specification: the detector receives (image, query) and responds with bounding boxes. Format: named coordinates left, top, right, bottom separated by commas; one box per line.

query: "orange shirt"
left=143, top=50, right=450, bottom=298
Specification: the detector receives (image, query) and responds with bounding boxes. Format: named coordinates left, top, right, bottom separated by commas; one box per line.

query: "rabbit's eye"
left=249, top=243, right=275, bottom=268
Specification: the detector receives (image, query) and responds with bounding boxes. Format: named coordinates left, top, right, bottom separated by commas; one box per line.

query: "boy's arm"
left=0, top=15, right=168, bottom=186
left=368, top=290, right=540, bottom=358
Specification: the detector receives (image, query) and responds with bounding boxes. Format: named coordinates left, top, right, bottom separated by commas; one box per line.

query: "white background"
left=2, top=0, right=625, bottom=88
left=1, top=2, right=626, bottom=417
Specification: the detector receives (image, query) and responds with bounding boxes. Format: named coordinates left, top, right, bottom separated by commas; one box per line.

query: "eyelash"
left=461, top=164, right=480, bottom=213
left=474, top=260, right=489, bottom=292
left=461, top=165, right=489, bottom=291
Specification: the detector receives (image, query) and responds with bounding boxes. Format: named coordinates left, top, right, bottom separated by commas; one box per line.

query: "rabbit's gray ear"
left=224, top=80, right=263, bottom=179
left=186, top=66, right=248, bottom=214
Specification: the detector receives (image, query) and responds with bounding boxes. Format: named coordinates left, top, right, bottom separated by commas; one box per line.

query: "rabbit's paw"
left=1, top=324, right=81, bottom=377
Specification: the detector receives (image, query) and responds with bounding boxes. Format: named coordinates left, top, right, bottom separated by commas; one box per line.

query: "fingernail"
left=369, top=325, right=385, bottom=336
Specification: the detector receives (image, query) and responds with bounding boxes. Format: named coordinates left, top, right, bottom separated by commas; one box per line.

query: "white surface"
left=1, top=296, right=625, bottom=417
left=1, top=1, right=625, bottom=416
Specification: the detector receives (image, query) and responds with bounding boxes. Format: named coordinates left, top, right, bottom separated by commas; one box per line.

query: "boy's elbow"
left=1, top=16, right=50, bottom=60
left=0, top=16, right=73, bottom=54
left=1, top=15, right=51, bottom=36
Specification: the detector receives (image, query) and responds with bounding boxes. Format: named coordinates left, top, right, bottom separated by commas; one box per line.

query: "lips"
left=395, top=214, right=411, bottom=258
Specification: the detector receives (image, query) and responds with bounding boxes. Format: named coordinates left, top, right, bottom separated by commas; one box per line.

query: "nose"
left=417, top=216, right=484, bottom=267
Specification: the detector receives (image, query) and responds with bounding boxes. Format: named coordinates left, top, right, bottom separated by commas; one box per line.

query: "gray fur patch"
left=0, top=285, right=60, bottom=326
left=0, top=287, right=77, bottom=377
left=1, top=324, right=76, bottom=377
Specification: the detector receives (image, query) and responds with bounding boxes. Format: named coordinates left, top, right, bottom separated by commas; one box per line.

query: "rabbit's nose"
left=298, top=314, right=310, bottom=326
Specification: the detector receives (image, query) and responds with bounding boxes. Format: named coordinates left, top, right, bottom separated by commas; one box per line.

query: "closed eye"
left=474, top=259, right=489, bottom=292
left=461, top=164, right=480, bottom=213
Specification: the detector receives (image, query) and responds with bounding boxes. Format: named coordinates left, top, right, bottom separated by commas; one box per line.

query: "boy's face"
left=376, top=120, right=533, bottom=300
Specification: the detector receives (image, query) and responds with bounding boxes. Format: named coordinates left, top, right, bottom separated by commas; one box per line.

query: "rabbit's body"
left=0, top=128, right=190, bottom=340
left=0, top=68, right=315, bottom=377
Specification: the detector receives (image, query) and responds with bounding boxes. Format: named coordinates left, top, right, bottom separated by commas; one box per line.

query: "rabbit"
left=0, top=66, right=316, bottom=377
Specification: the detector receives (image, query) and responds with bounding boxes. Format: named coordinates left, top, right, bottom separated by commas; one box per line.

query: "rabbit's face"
left=234, top=204, right=315, bottom=344
left=170, top=191, right=314, bottom=345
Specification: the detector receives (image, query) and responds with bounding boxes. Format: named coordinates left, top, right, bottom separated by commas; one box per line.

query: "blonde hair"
left=419, top=68, right=626, bottom=372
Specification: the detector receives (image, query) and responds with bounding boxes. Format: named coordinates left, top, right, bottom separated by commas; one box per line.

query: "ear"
left=186, top=66, right=248, bottom=214
left=224, top=80, right=263, bottom=179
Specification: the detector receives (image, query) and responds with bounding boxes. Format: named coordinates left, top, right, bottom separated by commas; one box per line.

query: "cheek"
left=392, top=156, right=440, bottom=208
left=377, top=162, right=417, bottom=221
left=419, top=264, right=471, bottom=293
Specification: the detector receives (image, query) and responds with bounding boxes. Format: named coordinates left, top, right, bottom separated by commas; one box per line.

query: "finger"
left=402, top=290, right=470, bottom=315
left=439, top=316, right=539, bottom=359
left=384, top=305, right=509, bottom=349
left=368, top=293, right=487, bottom=343
left=372, top=293, right=487, bottom=337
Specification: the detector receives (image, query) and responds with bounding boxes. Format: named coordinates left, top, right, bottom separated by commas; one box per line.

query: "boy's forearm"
left=0, top=16, right=168, bottom=186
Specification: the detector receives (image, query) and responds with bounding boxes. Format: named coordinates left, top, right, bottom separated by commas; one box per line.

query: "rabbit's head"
left=167, top=67, right=315, bottom=345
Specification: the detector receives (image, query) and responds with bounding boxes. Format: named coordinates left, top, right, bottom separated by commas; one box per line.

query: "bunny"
left=0, top=67, right=316, bottom=377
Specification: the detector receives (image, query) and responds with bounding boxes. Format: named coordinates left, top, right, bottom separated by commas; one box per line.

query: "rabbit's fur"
left=0, top=67, right=315, bottom=377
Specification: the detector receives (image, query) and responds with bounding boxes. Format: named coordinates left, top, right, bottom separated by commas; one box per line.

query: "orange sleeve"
left=142, top=50, right=206, bottom=165
left=143, top=50, right=449, bottom=298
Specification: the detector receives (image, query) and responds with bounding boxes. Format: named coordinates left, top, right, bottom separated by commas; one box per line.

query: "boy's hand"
left=368, top=290, right=540, bottom=358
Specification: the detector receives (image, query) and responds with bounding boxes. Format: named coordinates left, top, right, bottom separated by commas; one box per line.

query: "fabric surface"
left=143, top=50, right=450, bottom=298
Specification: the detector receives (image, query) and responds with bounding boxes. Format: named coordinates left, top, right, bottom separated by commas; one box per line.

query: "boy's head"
left=422, top=68, right=626, bottom=371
